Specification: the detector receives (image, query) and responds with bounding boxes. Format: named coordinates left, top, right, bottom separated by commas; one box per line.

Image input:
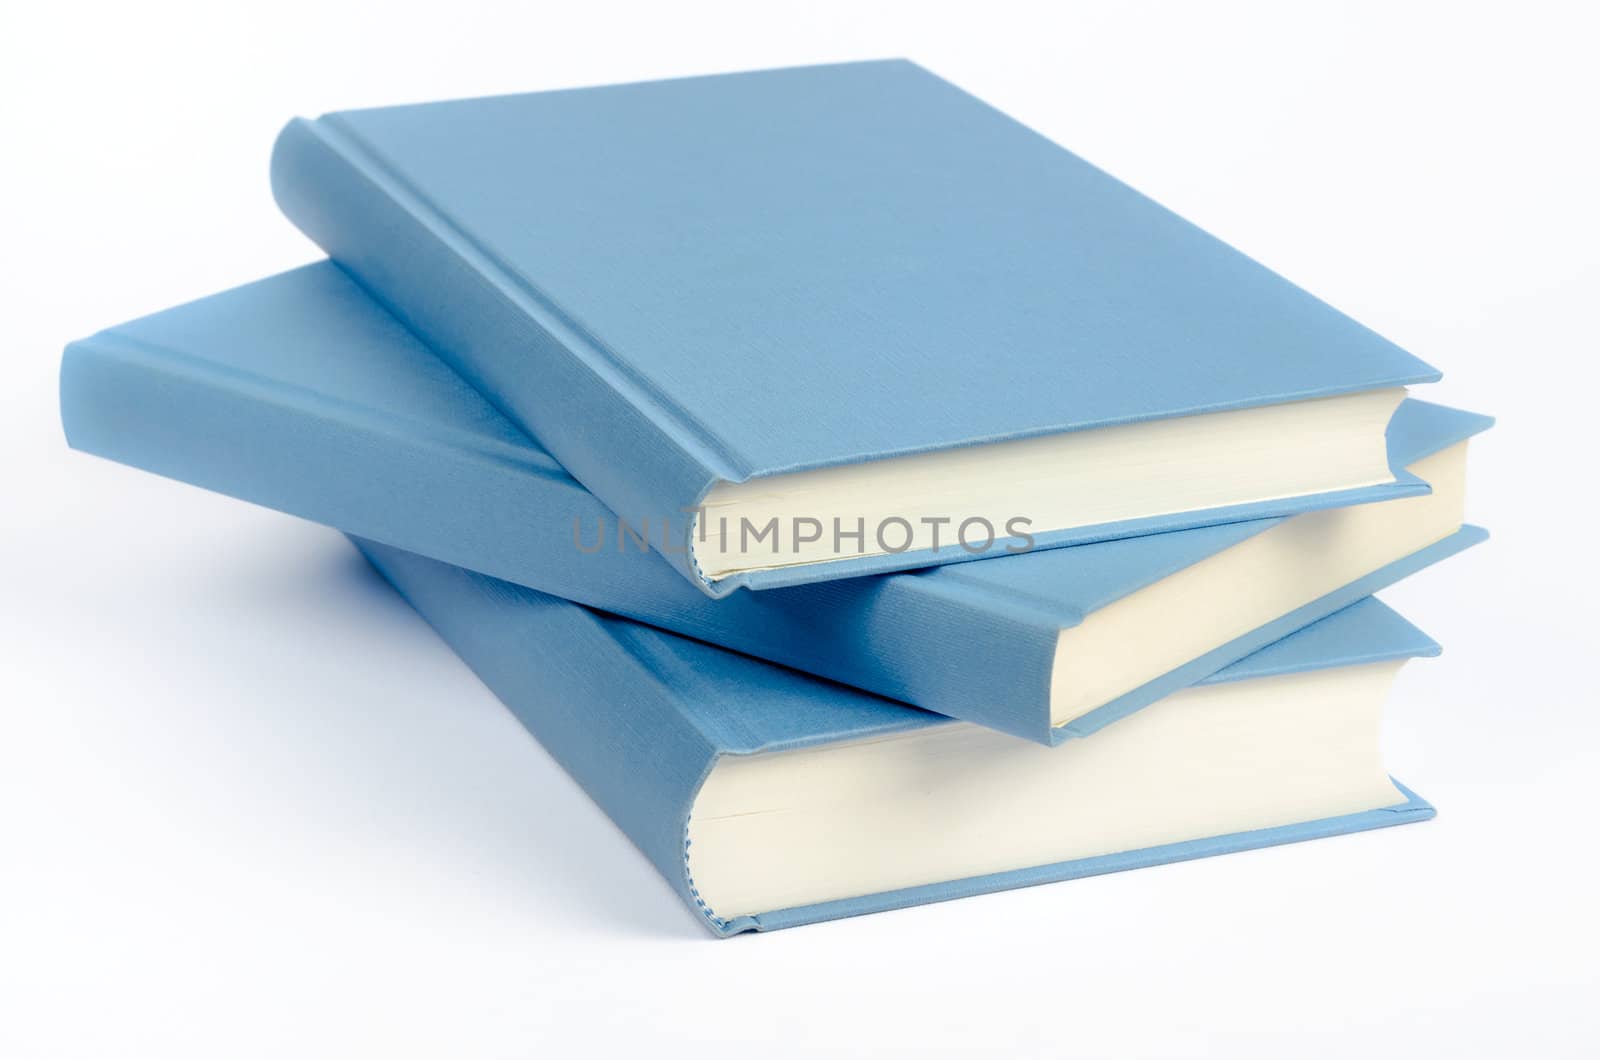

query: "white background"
left=3, top=2, right=1596, bottom=1057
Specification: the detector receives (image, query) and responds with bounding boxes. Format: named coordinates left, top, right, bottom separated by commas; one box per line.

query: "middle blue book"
left=60, top=264, right=1492, bottom=743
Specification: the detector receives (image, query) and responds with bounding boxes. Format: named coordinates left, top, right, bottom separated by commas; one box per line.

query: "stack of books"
left=61, top=60, right=1490, bottom=936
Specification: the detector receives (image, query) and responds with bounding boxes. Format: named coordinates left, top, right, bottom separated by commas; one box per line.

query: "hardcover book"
left=356, top=539, right=1439, bottom=936
left=271, top=59, right=1441, bottom=595
left=60, top=263, right=1492, bottom=743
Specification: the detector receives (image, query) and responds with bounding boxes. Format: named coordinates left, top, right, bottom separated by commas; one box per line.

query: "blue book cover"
left=60, top=263, right=1492, bottom=744
left=272, top=60, right=1441, bottom=595
left=354, top=538, right=1439, bottom=936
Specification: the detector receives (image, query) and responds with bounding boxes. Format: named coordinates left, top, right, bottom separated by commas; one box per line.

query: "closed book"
left=272, top=59, right=1441, bottom=595
left=356, top=539, right=1438, bottom=936
left=59, top=263, right=1492, bottom=743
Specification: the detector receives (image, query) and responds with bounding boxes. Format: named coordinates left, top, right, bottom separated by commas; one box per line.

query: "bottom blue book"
left=355, top=537, right=1438, bottom=937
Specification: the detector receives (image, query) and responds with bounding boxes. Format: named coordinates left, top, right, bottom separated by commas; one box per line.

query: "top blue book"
left=272, top=59, right=1440, bottom=596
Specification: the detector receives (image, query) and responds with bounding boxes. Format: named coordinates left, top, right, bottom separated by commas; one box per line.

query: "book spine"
left=60, top=331, right=591, bottom=584
left=269, top=118, right=737, bottom=594
left=59, top=328, right=1067, bottom=740
left=352, top=538, right=726, bottom=933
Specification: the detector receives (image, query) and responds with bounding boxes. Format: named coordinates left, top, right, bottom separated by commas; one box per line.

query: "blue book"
left=355, top=538, right=1439, bottom=936
left=272, top=60, right=1441, bottom=596
left=59, top=263, right=1491, bottom=744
